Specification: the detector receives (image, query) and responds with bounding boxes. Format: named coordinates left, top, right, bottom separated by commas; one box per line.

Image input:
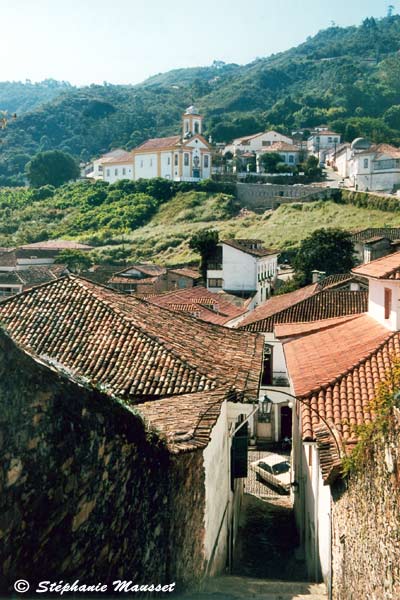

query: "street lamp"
left=262, top=388, right=343, bottom=458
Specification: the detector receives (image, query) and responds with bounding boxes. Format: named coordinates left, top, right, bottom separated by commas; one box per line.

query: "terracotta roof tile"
left=352, top=251, right=400, bottom=279
left=138, top=388, right=241, bottom=453
left=238, top=283, right=318, bottom=328
left=274, top=315, right=360, bottom=339
left=239, top=290, right=367, bottom=333
left=316, top=273, right=365, bottom=291
left=145, top=285, right=246, bottom=326
left=168, top=267, right=201, bottom=280
left=133, top=135, right=181, bottom=152
left=284, top=314, right=389, bottom=401
left=115, top=264, right=167, bottom=277
left=0, top=275, right=262, bottom=403
left=100, top=151, right=133, bottom=164
left=222, top=239, right=278, bottom=258
left=283, top=315, right=398, bottom=460
left=261, top=142, right=300, bottom=152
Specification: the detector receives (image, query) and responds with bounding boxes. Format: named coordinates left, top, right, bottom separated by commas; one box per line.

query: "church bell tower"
left=182, top=105, right=203, bottom=138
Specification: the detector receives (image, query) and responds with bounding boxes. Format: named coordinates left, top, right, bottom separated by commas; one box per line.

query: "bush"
left=336, top=189, right=400, bottom=212
left=29, top=185, right=55, bottom=201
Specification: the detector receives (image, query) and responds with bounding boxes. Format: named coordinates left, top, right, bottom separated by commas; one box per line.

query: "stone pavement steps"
left=177, top=575, right=327, bottom=600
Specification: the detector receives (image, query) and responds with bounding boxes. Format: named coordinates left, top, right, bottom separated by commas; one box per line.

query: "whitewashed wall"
left=103, top=162, right=134, bottom=183
left=368, top=279, right=400, bottom=331
left=222, top=245, right=256, bottom=292
left=203, top=401, right=230, bottom=575
left=134, top=153, right=158, bottom=180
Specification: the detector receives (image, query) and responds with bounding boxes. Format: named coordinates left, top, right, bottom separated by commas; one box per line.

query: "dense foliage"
left=188, top=229, right=219, bottom=280
left=293, top=228, right=356, bottom=282
left=26, top=150, right=80, bottom=187
left=1, top=16, right=400, bottom=185
left=0, top=179, right=236, bottom=251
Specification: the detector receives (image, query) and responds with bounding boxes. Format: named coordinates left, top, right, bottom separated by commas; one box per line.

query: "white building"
left=257, top=141, right=302, bottom=170
left=85, top=149, right=132, bottom=181
left=207, top=239, right=279, bottom=304
left=101, top=150, right=135, bottom=183
left=307, top=129, right=341, bottom=161
left=346, top=139, right=400, bottom=192
left=224, top=130, right=294, bottom=156
left=131, top=106, right=211, bottom=182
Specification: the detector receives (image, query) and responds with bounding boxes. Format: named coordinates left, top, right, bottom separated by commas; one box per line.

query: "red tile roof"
left=284, top=314, right=390, bottom=400
left=145, top=285, right=247, bottom=326
left=133, top=135, right=181, bottom=152
left=238, top=283, right=318, bottom=328
left=116, top=264, right=167, bottom=277
left=262, top=142, right=300, bottom=153
left=239, top=290, right=367, bottom=333
left=316, top=273, right=366, bottom=291
left=289, top=327, right=400, bottom=481
left=222, top=239, right=278, bottom=258
left=274, top=314, right=360, bottom=339
left=352, top=251, right=400, bottom=279
left=168, top=267, right=201, bottom=280
left=138, top=388, right=241, bottom=453
left=100, top=151, right=133, bottom=164
left=0, top=276, right=262, bottom=403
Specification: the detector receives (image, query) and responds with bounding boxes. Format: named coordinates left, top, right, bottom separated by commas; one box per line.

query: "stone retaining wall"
left=236, top=183, right=331, bottom=211
left=0, top=332, right=206, bottom=594
left=331, top=410, right=400, bottom=599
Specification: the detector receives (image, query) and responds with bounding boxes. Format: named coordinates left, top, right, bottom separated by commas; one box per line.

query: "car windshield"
left=258, top=462, right=271, bottom=473
left=272, top=461, right=290, bottom=475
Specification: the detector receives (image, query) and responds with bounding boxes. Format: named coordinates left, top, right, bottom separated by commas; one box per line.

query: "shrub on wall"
left=337, top=189, right=400, bottom=212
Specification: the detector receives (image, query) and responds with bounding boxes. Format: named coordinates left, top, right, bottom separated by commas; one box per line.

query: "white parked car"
left=250, top=454, right=291, bottom=493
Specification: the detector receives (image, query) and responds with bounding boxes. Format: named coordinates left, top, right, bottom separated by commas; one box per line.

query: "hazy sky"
left=0, top=0, right=396, bottom=86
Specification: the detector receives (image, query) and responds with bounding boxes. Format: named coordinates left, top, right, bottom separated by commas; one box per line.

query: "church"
left=100, top=106, right=212, bottom=183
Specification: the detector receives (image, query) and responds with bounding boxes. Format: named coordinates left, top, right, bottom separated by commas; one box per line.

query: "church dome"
left=351, top=137, right=372, bottom=151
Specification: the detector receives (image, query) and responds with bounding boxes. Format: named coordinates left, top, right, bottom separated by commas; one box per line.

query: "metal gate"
left=244, top=448, right=289, bottom=499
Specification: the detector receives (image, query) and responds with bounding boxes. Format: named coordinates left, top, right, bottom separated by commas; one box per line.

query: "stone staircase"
left=177, top=575, right=328, bottom=600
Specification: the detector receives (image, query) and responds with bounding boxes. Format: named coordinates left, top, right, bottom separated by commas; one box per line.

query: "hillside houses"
left=207, top=239, right=279, bottom=304
left=223, top=130, right=294, bottom=156
left=86, top=106, right=212, bottom=184
left=329, top=138, right=400, bottom=192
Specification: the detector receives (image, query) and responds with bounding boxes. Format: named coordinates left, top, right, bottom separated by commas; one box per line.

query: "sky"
left=0, top=0, right=397, bottom=86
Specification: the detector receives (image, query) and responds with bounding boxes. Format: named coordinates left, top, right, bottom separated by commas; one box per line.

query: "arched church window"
left=194, top=122, right=199, bottom=134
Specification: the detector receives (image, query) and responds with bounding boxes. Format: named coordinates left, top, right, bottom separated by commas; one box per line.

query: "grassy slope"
left=124, top=196, right=400, bottom=265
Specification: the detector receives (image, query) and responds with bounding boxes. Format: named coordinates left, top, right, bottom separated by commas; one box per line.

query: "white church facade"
left=99, top=106, right=212, bottom=183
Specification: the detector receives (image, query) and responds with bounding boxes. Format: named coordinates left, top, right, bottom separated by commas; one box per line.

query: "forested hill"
left=0, top=80, right=73, bottom=114
left=2, top=14, right=400, bottom=185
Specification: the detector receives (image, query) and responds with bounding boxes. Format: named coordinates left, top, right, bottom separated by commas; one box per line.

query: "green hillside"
left=1, top=15, right=400, bottom=185
left=1, top=183, right=399, bottom=266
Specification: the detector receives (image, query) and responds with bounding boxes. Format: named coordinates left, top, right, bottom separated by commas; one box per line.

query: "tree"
left=26, top=150, right=80, bottom=187
left=259, top=152, right=282, bottom=173
left=293, top=228, right=355, bottom=283
left=54, top=249, right=93, bottom=273
left=188, top=229, right=219, bottom=281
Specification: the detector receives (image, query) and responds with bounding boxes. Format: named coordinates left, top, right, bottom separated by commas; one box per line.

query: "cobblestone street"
left=245, top=447, right=290, bottom=499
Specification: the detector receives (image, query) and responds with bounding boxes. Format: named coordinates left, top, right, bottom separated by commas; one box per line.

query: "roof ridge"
left=0, top=272, right=71, bottom=305
left=298, top=327, right=398, bottom=400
